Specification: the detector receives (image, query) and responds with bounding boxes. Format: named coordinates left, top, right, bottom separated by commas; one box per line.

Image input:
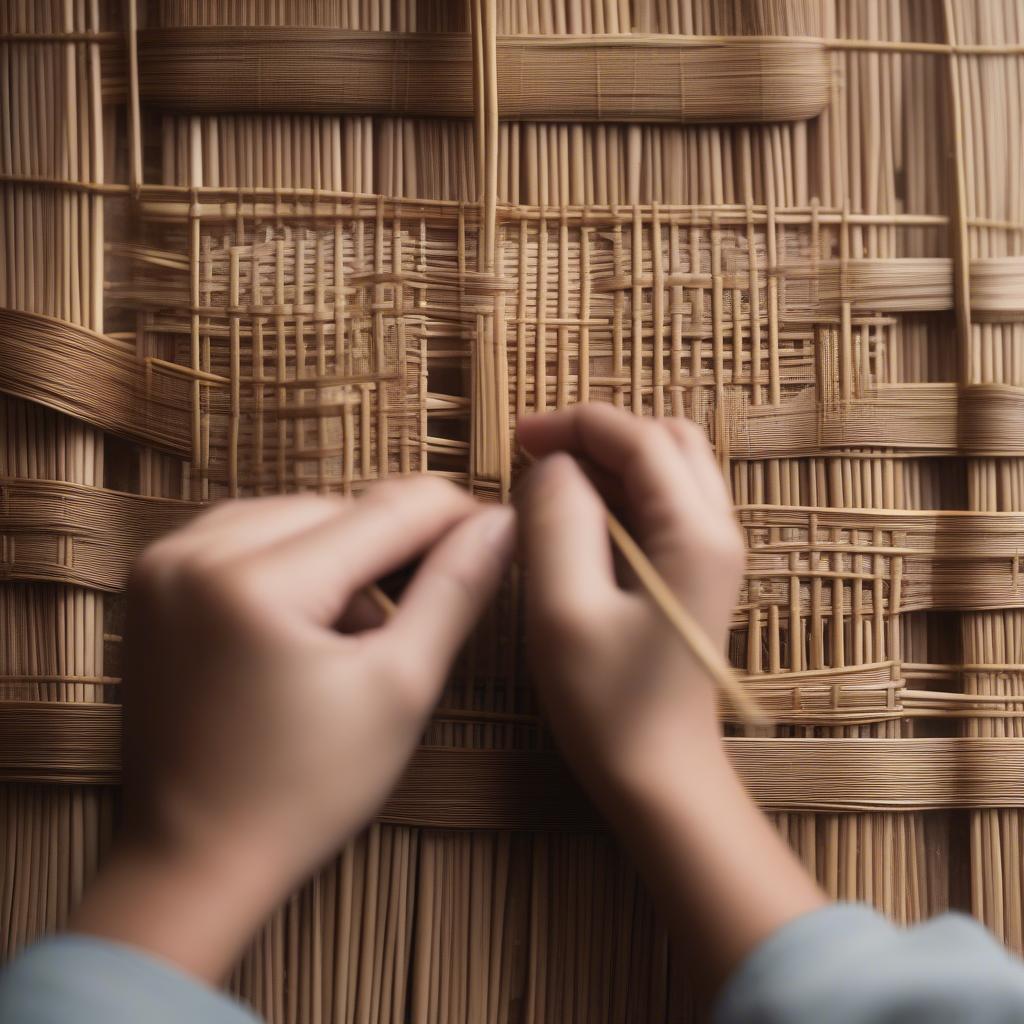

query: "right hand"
left=517, top=404, right=826, bottom=988
left=515, top=403, right=745, bottom=800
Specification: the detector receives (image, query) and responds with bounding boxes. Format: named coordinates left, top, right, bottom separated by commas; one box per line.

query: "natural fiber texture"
left=137, top=29, right=831, bottom=123
left=3, top=0, right=1024, bottom=1018
left=6, top=703, right=1024, bottom=813
left=0, top=309, right=192, bottom=453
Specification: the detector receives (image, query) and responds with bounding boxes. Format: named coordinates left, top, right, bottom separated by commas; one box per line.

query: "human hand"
left=71, top=479, right=513, bottom=981
left=516, top=403, right=744, bottom=797
left=516, top=404, right=824, bottom=987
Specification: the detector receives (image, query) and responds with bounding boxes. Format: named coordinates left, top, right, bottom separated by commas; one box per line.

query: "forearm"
left=604, top=738, right=826, bottom=991
left=69, top=834, right=290, bottom=984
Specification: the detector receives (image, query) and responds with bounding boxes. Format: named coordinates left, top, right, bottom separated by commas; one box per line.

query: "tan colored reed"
left=3, top=0, right=1024, bottom=1019
left=137, top=29, right=831, bottom=124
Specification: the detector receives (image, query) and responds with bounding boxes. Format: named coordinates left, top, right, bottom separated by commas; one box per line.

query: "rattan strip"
left=0, top=308, right=192, bottom=454
left=9, top=275, right=1024, bottom=476
left=1, top=169, right=1019, bottom=232
left=137, top=30, right=830, bottom=124
left=6, top=661, right=1019, bottom=727
left=9, top=478, right=1024, bottom=610
left=6, top=659, right=1023, bottom=727
left=3, top=27, right=1023, bottom=57
left=2, top=701, right=1023, bottom=816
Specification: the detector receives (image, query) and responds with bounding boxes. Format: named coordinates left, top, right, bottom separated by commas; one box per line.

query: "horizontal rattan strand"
left=27, top=180, right=961, bottom=229
left=3, top=28, right=1024, bottom=58
left=138, top=30, right=829, bottom=124
left=6, top=175, right=1023, bottom=235
left=8, top=479, right=1024, bottom=612
left=1, top=679, right=1018, bottom=724
left=6, top=352, right=1024, bottom=476
left=0, top=308, right=192, bottom=455
left=8, top=661, right=1021, bottom=726
left=730, top=383, right=1024, bottom=460
left=2, top=702, right=1023, bottom=818
left=788, top=256, right=1019, bottom=319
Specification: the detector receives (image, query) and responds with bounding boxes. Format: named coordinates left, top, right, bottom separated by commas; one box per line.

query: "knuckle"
left=630, top=441, right=684, bottom=502
left=672, top=416, right=709, bottom=450
left=578, top=400, right=625, bottom=428
left=578, top=402, right=640, bottom=446
left=129, top=542, right=252, bottom=618
left=172, top=555, right=234, bottom=598
left=361, top=478, right=404, bottom=503
left=705, top=524, right=746, bottom=571
left=431, top=561, right=479, bottom=607
left=170, top=555, right=261, bottom=612
left=542, top=592, right=606, bottom=643
left=381, top=652, right=433, bottom=719
left=367, top=473, right=467, bottom=508
left=129, top=539, right=180, bottom=593
left=413, top=474, right=471, bottom=506
left=574, top=402, right=608, bottom=429
left=634, top=435, right=675, bottom=477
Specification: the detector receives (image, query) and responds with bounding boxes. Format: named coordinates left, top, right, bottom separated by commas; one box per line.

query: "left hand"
left=71, top=479, right=514, bottom=981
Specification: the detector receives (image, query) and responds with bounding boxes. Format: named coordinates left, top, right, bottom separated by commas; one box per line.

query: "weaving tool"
left=518, top=448, right=769, bottom=730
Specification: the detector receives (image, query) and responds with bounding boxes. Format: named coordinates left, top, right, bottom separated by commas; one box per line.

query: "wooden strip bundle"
left=0, top=308, right=192, bottom=454
left=787, top=257, right=955, bottom=313
left=4, top=702, right=1024, bottom=816
left=138, top=29, right=831, bottom=124
left=970, top=257, right=1024, bottom=320
left=12, top=476, right=1024, bottom=609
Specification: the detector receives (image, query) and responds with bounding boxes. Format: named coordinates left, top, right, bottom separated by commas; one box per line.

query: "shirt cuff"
left=712, top=902, right=1024, bottom=1024
left=713, top=904, right=885, bottom=1022
left=0, top=934, right=260, bottom=1024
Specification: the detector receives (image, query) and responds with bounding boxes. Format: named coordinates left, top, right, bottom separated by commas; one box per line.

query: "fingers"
left=379, top=506, right=515, bottom=688
left=517, top=406, right=712, bottom=588
left=516, top=452, right=618, bottom=621
left=133, top=495, right=351, bottom=591
left=659, top=419, right=745, bottom=566
left=518, top=405, right=691, bottom=511
left=165, top=495, right=350, bottom=565
left=236, top=476, right=479, bottom=624
left=660, top=418, right=733, bottom=515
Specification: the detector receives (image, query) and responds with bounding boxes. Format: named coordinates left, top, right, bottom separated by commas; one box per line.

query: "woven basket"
left=2, top=1, right=1024, bottom=1019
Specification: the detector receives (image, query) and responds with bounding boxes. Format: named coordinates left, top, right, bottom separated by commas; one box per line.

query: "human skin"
left=71, top=405, right=824, bottom=994
left=71, top=478, right=515, bottom=982
left=515, top=404, right=825, bottom=991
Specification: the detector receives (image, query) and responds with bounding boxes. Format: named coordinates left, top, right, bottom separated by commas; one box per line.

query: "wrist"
left=70, top=829, right=292, bottom=983
left=599, top=737, right=827, bottom=989
left=599, top=728, right=734, bottom=817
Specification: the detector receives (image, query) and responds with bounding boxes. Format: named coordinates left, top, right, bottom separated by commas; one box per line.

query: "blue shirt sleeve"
left=0, top=934, right=260, bottom=1024
left=714, top=903, right=1024, bottom=1023
left=6, top=908, right=1024, bottom=1023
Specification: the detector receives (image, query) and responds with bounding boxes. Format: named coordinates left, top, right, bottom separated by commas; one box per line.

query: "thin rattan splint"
left=3, top=1, right=1024, bottom=1020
